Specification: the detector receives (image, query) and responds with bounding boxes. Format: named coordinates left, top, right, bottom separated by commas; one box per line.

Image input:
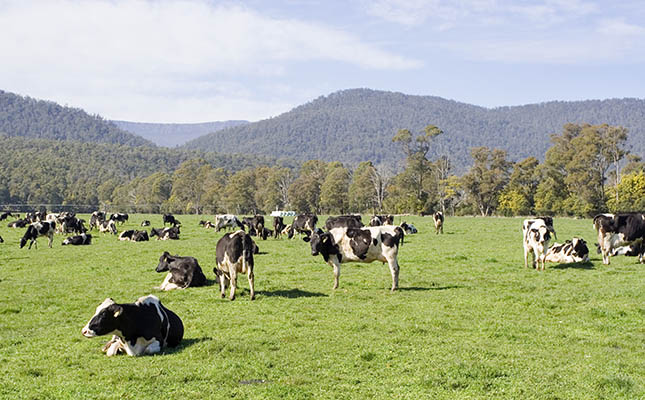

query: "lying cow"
left=62, top=233, right=92, bottom=245
left=199, top=220, right=216, bottom=229
left=400, top=222, right=417, bottom=234
left=141, top=220, right=151, bottom=227
left=213, top=231, right=255, bottom=300
left=150, top=226, right=180, bottom=240
left=433, top=212, right=444, bottom=234
left=594, top=213, right=645, bottom=264
left=325, top=215, right=363, bottom=231
left=303, top=226, right=404, bottom=291
left=81, top=295, right=183, bottom=356
left=369, top=215, right=394, bottom=226
left=155, top=252, right=207, bottom=291
left=8, top=219, right=28, bottom=228
left=545, top=237, right=589, bottom=264
left=523, top=219, right=551, bottom=270
left=119, top=230, right=148, bottom=241
left=98, top=219, right=118, bottom=235
left=20, top=221, right=56, bottom=249
left=215, top=214, right=244, bottom=232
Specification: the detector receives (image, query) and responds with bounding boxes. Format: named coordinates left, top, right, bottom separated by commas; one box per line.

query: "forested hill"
left=0, top=90, right=152, bottom=146
left=112, top=120, right=249, bottom=147
left=183, top=89, right=645, bottom=171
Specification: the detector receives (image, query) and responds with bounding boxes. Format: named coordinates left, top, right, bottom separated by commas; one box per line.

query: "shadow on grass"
left=165, top=337, right=212, bottom=354
left=551, top=261, right=595, bottom=270
left=398, top=285, right=465, bottom=291
left=257, top=288, right=327, bottom=298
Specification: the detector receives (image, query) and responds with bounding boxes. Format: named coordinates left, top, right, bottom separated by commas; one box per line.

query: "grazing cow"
left=155, top=252, right=207, bottom=291
left=213, top=231, right=255, bottom=300
left=433, top=212, right=444, bottom=234
left=89, top=211, right=105, bottom=231
left=62, top=233, right=92, bottom=245
left=98, top=219, right=118, bottom=235
left=215, top=214, right=244, bottom=232
left=400, top=222, right=418, bottom=234
left=594, top=213, right=645, bottom=264
left=110, top=213, right=129, bottom=225
left=8, top=219, right=28, bottom=228
left=288, top=214, right=318, bottom=239
left=163, top=214, right=180, bottom=227
left=0, top=212, right=14, bottom=221
left=325, top=215, right=364, bottom=231
left=81, top=295, right=183, bottom=356
left=523, top=219, right=552, bottom=270
left=545, top=237, right=589, bottom=263
left=150, top=226, right=180, bottom=240
left=273, top=216, right=286, bottom=239
left=141, top=220, right=151, bottom=227
left=303, top=226, right=404, bottom=291
left=132, top=230, right=149, bottom=242
left=20, top=221, right=56, bottom=249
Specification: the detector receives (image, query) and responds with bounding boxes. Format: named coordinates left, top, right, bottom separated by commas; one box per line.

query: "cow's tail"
left=242, top=234, right=250, bottom=273
left=395, top=226, right=405, bottom=247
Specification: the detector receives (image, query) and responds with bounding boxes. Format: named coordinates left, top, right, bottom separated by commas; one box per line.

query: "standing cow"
left=523, top=219, right=552, bottom=270
left=433, top=212, right=444, bottom=234
left=20, top=221, right=56, bottom=249
left=213, top=231, right=256, bottom=300
left=594, top=213, right=645, bottom=264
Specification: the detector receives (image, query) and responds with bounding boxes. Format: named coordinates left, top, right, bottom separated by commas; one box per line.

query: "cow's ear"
left=113, top=305, right=123, bottom=318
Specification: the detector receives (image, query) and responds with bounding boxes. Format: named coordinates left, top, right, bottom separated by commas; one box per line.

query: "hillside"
left=0, top=90, right=152, bottom=146
left=183, top=89, right=645, bottom=172
left=112, top=120, right=249, bottom=147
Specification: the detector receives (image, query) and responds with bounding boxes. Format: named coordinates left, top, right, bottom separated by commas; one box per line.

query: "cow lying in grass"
left=62, top=233, right=92, bottom=245
left=155, top=252, right=207, bottom=291
left=545, top=237, right=589, bottom=264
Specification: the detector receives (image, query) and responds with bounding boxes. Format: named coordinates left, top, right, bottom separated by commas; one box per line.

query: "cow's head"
left=303, top=229, right=332, bottom=256
left=81, top=298, right=122, bottom=338
left=571, top=237, right=588, bottom=257
left=156, top=251, right=172, bottom=272
left=19, top=226, right=35, bottom=248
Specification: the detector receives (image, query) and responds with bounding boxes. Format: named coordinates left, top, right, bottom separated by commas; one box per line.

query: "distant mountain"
left=0, top=90, right=152, bottom=146
left=183, top=89, right=645, bottom=172
left=112, top=120, right=249, bottom=147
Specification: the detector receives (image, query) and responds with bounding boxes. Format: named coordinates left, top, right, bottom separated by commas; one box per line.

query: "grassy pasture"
left=0, top=215, right=643, bottom=399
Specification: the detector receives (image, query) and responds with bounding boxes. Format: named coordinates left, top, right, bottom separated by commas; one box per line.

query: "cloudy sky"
left=1, top=0, right=644, bottom=122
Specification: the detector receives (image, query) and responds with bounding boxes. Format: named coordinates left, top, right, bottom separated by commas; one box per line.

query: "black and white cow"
left=141, top=220, right=151, bottom=227
left=155, top=252, right=207, bottom=291
left=8, top=219, right=28, bottom=228
left=433, top=212, right=444, bottom=234
left=89, top=211, right=105, bottom=231
left=20, top=221, right=56, bottom=249
left=132, top=230, right=149, bottom=242
left=251, top=215, right=266, bottom=240
left=62, top=233, right=92, bottom=245
left=523, top=219, right=552, bottom=270
left=163, top=214, right=180, bottom=227
left=325, top=215, right=364, bottom=231
left=60, top=216, right=86, bottom=234
left=303, top=226, right=404, bottom=291
left=110, top=213, right=129, bottom=225
left=369, top=215, right=394, bottom=226
left=0, top=211, right=15, bottom=221
left=400, top=222, right=418, bottom=234
left=594, top=213, right=645, bottom=264
left=215, top=214, right=244, bottom=232
left=81, top=295, right=183, bottom=356
left=273, top=216, right=286, bottom=239
left=98, top=219, right=118, bottom=235
left=213, top=231, right=255, bottom=300
left=150, top=226, right=180, bottom=240
left=545, top=237, right=589, bottom=264
left=523, top=216, right=557, bottom=240
left=600, top=240, right=644, bottom=258
left=119, top=230, right=136, bottom=241
left=288, top=214, right=318, bottom=239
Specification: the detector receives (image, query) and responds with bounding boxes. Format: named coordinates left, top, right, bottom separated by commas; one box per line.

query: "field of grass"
left=0, top=215, right=643, bottom=399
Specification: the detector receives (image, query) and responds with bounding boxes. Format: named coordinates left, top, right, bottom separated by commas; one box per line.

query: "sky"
left=1, top=0, right=644, bottom=122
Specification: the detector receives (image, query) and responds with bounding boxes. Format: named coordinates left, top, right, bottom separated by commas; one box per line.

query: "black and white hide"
left=155, top=252, right=207, bottom=291
left=213, top=231, right=255, bottom=300
left=20, top=221, right=56, bottom=249
left=62, top=233, right=92, bottom=245
left=545, top=237, right=589, bottom=263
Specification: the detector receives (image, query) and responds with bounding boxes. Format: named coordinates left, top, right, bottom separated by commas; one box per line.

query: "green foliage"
left=348, top=162, right=378, bottom=213
left=320, top=164, right=351, bottom=214
left=606, top=171, right=645, bottom=212
left=498, top=189, right=531, bottom=216
left=461, top=147, right=512, bottom=216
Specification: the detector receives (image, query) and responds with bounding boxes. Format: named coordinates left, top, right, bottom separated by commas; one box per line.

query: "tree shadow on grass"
left=165, top=337, right=213, bottom=355
left=398, top=285, right=465, bottom=291
left=256, top=289, right=327, bottom=298
left=550, top=261, right=595, bottom=270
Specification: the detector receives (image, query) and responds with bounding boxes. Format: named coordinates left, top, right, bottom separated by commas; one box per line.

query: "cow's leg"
left=248, top=269, right=255, bottom=300
left=219, top=278, right=227, bottom=298
left=144, top=340, right=161, bottom=355
left=103, top=335, right=123, bottom=356
left=229, top=269, right=237, bottom=300
left=524, top=247, right=529, bottom=268
left=329, top=260, right=341, bottom=290
left=160, top=273, right=173, bottom=291
left=387, top=257, right=399, bottom=291
left=48, top=234, right=53, bottom=248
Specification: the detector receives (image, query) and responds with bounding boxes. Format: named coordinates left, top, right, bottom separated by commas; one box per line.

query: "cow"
left=0, top=212, right=14, bottom=221
left=26, top=211, right=46, bottom=223
left=523, top=219, right=552, bottom=270
left=89, top=211, right=105, bottom=231
left=433, top=212, right=444, bottom=234
left=81, top=295, right=183, bottom=356
left=213, top=231, right=255, bottom=300
left=141, top=220, right=151, bottom=227
left=119, top=230, right=136, bottom=241
left=273, top=216, right=286, bottom=239
left=150, top=226, right=180, bottom=240
left=163, top=214, right=180, bottom=227
left=369, top=215, right=394, bottom=226
left=325, top=215, right=364, bottom=231
left=400, top=222, right=418, bottom=234
left=20, top=221, right=56, bottom=249
left=303, top=225, right=404, bottom=291
left=60, top=216, right=86, bottom=234
left=132, top=230, right=150, bottom=242
left=8, top=219, right=28, bottom=228
left=288, top=214, right=318, bottom=239
left=155, top=252, right=207, bottom=291
left=523, top=216, right=557, bottom=240
left=545, top=237, right=589, bottom=264
left=594, top=213, right=645, bottom=264
left=251, top=215, right=267, bottom=240
left=110, top=213, right=129, bottom=225
left=215, top=214, right=244, bottom=232
left=62, top=233, right=92, bottom=245
left=200, top=221, right=216, bottom=229
left=98, top=219, right=118, bottom=235
left=601, top=240, right=644, bottom=257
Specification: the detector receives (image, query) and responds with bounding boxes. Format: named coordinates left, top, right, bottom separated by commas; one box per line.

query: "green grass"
left=0, top=215, right=643, bottom=399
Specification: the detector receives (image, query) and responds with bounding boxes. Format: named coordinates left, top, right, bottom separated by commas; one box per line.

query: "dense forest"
left=113, top=120, right=249, bottom=147
left=0, top=90, right=152, bottom=146
left=183, top=89, right=645, bottom=172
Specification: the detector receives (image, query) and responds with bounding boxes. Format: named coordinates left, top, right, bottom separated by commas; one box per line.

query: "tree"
left=288, top=160, right=328, bottom=213
left=606, top=171, right=645, bottom=212
left=349, top=162, right=377, bottom=213
left=224, top=168, right=257, bottom=214
left=461, top=147, right=512, bottom=216
left=320, top=164, right=350, bottom=214
left=168, top=159, right=210, bottom=214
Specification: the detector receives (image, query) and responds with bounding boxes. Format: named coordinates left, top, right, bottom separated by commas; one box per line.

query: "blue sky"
left=1, top=0, right=644, bottom=122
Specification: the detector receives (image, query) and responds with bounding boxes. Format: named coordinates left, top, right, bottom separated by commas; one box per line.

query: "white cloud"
left=597, top=18, right=645, bottom=36
left=0, top=0, right=421, bottom=121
